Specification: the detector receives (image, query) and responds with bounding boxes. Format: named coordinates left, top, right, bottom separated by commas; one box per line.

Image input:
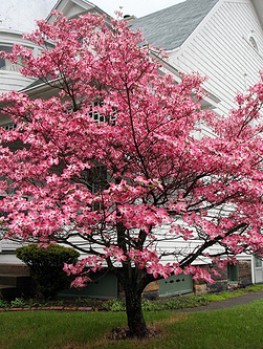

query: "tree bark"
left=124, top=284, right=148, bottom=338
left=115, top=222, right=151, bottom=338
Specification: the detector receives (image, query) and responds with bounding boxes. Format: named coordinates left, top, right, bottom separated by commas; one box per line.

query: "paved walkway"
left=181, top=289, right=263, bottom=312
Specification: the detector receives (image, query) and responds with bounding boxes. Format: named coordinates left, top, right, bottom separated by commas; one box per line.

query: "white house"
left=133, top=0, right=263, bottom=116
left=0, top=0, right=110, bottom=256
left=0, top=0, right=262, bottom=297
left=132, top=0, right=263, bottom=285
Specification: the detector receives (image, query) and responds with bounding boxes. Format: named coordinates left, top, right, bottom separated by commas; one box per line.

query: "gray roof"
left=132, top=0, right=219, bottom=50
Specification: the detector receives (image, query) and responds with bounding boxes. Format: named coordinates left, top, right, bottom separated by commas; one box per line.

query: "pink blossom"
left=0, top=12, right=263, bottom=307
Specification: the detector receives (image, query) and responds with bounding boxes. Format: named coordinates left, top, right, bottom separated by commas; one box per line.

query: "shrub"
left=102, top=299, right=125, bottom=312
left=0, top=299, right=8, bottom=308
left=10, top=297, right=26, bottom=308
left=16, top=244, right=79, bottom=300
left=102, top=298, right=165, bottom=312
left=142, top=299, right=164, bottom=311
left=164, top=295, right=209, bottom=310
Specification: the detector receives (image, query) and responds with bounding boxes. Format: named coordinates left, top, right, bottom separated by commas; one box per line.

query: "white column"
left=251, top=256, right=255, bottom=284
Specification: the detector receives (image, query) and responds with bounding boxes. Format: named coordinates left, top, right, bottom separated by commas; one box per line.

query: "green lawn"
left=1, top=300, right=263, bottom=349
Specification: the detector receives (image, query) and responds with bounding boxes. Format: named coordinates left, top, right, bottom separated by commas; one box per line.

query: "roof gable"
left=47, top=0, right=111, bottom=23
left=132, top=0, right=219, bottom=51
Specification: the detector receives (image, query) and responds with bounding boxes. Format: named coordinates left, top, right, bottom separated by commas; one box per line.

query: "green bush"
left=0, top=299, right=8, bottom=308
left=142, top=299, right=164, bottom=311
left=164, top=295, right=209, bottom=310
left=102, top=298, right=165, bottom=312
left=10, top=297, right=26, bottom=308
left=102, top=299, right=125, bottom=312
left=16, top=244, right=79, bottom=300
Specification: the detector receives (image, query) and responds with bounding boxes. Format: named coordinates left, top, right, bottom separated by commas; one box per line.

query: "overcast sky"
left=90, top=0, right=186, bottom=18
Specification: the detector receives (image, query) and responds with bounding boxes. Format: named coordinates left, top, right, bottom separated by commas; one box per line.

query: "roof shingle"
left=132, top=0, right=219, bottom=50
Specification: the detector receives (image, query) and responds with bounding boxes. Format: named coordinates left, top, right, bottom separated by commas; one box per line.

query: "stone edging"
left=0, top=306, right=99, bottom=312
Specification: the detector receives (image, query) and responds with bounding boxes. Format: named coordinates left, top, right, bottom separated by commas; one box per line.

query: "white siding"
left=169, top=0, right=263, bottom=115
left=47, top=0, right=94, bottom=23
left=0, top=239, right=25, bottom=264
left=1, top=239, right=24, bottom=251
left=0, top=71, right=35, bottom=93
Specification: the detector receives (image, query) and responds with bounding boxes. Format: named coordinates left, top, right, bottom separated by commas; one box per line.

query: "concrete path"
left=181, top=289, right=263, bottom=312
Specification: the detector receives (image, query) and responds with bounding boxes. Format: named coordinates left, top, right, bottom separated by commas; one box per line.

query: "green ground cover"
left=1, top=299, right=263, bottom=349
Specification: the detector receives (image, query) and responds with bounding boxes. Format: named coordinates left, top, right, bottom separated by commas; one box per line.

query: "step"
left=0, top=284, right=16, bottom=290
left=0, top=264, right=30, bottom=276
left=0, top=275, right=31, bottom=287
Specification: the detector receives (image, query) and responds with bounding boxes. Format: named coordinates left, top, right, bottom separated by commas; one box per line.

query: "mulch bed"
left=109, top=326, right=161, bottom=340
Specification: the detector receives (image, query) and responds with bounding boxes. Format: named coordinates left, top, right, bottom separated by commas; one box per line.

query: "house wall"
left=59, top=271, right=118, bottom=299
left=0, top=0, right=261, bottom=290
left=0, top=70, right=35, bottom=94
left=0, top=31, right=40, bottom=94
left=169, top=0, right=263, bottom=115
left=47, top=0, right=93, bottom=23
left=0, top=240, right=26, bottom=264
left=165, top=0, right=263, bottom=286
left=239, top=260, right=252, bottom=285
left=159, top=274, right=193, bottom=297
left=254, top=257, right=263, bottom=283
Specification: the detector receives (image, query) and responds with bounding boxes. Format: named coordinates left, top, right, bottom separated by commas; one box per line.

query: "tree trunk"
left=124, top=285, right=148, bottom=338
left=115, top=222, right=151, bottom=338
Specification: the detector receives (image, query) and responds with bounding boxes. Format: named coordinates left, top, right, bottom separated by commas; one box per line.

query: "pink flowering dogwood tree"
left=1, top=13, right=263, bottom=338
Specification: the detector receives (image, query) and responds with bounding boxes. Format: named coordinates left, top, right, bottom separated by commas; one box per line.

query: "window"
left=1, top=123, right=16, bottom=131
left=0, top=45, right=13, bottom=70
left=67, top=101, right=117, bottom=125
left=89, top=101, right=117, bottom=125
left=78, top=165, right=108, bottom=211
left=0, top=44, right=29, bottom=72
left=89, top=165, right=108, bottom=194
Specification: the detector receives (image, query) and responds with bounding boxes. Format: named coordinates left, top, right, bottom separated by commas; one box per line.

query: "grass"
left=201, top=284, right=263, bottom=302
left=162, top=300, right=263, bottom=349
left=1, top=299, right=263, bottom=348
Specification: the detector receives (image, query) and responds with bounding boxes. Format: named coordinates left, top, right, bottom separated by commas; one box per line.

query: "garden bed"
left=1, top=284, right=263, bottom=312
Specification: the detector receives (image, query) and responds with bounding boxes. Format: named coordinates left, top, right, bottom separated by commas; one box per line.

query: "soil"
left=109, top=326, right=161, bottom=340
